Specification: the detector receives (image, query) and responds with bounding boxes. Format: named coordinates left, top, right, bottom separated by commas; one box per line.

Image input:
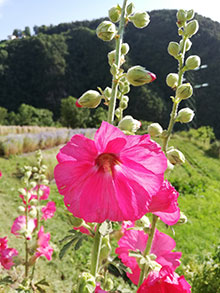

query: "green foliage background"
left=0, top=10, right=219, bottom=136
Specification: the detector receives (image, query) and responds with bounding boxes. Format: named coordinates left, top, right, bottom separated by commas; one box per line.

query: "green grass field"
left=0, top=133, right=219, bottom=292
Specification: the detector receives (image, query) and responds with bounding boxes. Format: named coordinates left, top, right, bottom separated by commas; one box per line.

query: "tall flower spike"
left=54, top=121, right=167, bottom=223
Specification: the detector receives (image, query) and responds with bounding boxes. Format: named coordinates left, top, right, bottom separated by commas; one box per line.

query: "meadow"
left=0, top=127, right=219, bottom=292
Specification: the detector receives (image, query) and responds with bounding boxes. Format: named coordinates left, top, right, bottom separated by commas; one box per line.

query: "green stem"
left=25, top=196, right=29, bottom=278
left=162, top=35, right=188, bottom=153
left=138, top=215, right=158, bottom=288
left=107, top=0, right=128, bottom=124
left=90, top=223, right=103, bottom=278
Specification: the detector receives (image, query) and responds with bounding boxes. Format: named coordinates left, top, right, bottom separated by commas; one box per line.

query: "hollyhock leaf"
left=54, top=122, right=167, bottom=223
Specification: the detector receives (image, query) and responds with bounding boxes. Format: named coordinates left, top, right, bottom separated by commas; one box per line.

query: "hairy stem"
left=107, top=0, right=128, bottom=124
left=138, top=215, right=158, bottom=287
left=90, top=223, right=103, bottom=278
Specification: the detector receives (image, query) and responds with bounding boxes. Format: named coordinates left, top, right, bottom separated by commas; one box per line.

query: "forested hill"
left=0, top=10, right=220, bottom=137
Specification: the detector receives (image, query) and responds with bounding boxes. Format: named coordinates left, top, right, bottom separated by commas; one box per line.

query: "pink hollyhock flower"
left=148, top=180, right=180, bottom=225
left=54, top=121, right=167, bottom=223
left=35, top=226, right=53, bottom=261
left=115, top=228, right=181, bottom=285
left=0, top=237, right=8, bottom=250
left=137, top=266, right=191, bottom=292
left=11, top=216, right=37, bottom=240
left=95, top=283, right=107, bottom=292
left=41, top=201, right=56, bottom=221
left=19, top=185, right=50, bottom=205
left=0, top=237, right=18, bottom=270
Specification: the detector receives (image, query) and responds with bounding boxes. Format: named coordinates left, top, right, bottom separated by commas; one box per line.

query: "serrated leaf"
left=59, top=234, right=76, bottom=244
left=59, top=238, right=77, bottom=259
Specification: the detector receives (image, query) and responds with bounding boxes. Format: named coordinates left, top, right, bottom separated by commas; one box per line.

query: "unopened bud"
left=100, top=236, right=111, bottom=260
left=108, top=6, right=121, bottom=23
left=105, top=278, right=114, bottom=291
left=118, top=115, right=141, bottom=133
left=121, top=43, right=130, bottom=55
left=126, top=65, right=156, bottom=86
left=126, top=3, right=135, bottom=15
left=77, top=272, right=96, bottom=293
left=168, top=42, right=180, bottom=58
left=96, top=21, right=117, bottom=42
left=176, top=83, right=193, bottom=100
left=147, top=123, right=163, bottom=137
left=103, top=87, right=112, bottom=98
left=179, top=39, right=192, bottom=52
left=187, top=9, right=195, bottom=21
left=176, top=108, right=195, bottom=123
left=77, top=90, right=101, bottom=108
left=130, top=12, right=150, bottom=28
left=17, top=206, right=25, bottom=213
left=185, top=20, right=199, bottom=37
left=166, top=73, right=179, bottom=89
left=29, top=207, right=37, bottom=218
left=176, top=9, right=187, bottom=24
left=185, top=55, right=201, bottom=70
left=175, top=212, right=188, bottom=225
left=167, top=148, right=185, bottom=165
left=18, top=188, right=27, bottom=196
left=108, top=50, right=125, bottom=66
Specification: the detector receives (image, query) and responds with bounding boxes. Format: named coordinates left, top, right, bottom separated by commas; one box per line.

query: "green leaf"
left=35, top=278, right=49, bottom=286
left=0, top=275, right=13, bottom=285
left=74, top=235, right=87, bottom=251
left=59, top=238, right=78, bottom=259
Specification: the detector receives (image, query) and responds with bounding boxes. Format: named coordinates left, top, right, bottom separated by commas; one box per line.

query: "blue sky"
left=0, top=0, right=219, bottom=40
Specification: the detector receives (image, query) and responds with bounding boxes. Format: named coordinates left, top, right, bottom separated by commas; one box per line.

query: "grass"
left=0, top=133, right=220, bottom=291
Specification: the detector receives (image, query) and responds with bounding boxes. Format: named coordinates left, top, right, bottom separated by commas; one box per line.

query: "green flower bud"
left=166, top=160, right=175, bottom=172
left=121, top=43, right=130, bottom=55
left=18, top=188, right=27, bottom=196
left=96, top=21, right=117, bottom=41
left=30, top=181, right=37, bottom=189
left=29, top=206, right=37, bottom=218
left=126, top=3, right=135, bottom=15
left=100, top=236, right=111, bottom=260
left=168, top=42, right=180, bottom=58
left=104, top=278, right=114, bottom=291
left=185, top=55, right=201, bottom=70
left=167, top=148, right=185, bottom=165
left=118, top=115, right=141, bottom=133
left=147, top=123, right=163, bottom=137
left=108, top=50, right=125, bottom=66
left=119, top=101, right=128, bottom=110
left=187, top=9, right=195, bottom=21
left=176, top=83, right=193, bottom=100
left=108, top=6, right=121, bottom=23
left=179, top=39, right=192, bottom=52
left=77, top=272, right=96, bottom=293
left=130, top=12, right=150, bottom=28
left=115, top=108, right=121, bottom=119
left=32, top=167, right=38, bottom=173
left=17, top=206, right=25, bottom=213
left=176, top=9, right=187, bottom=23
left=176, top=107, right=195, bottom=123
left=175, top=211, right=188, bottom=225
left=185, top=20, right=199, bottom=37
left=126, top=65, right=156, bottom=86
left=166, top=73, right=179, bottom=89
left=121, top=95, right=129, bottom=103
left=77, top=90, right=101, bottom=108
left=103, top=87, right=112, bottom=98
left=41, top=179, right=49, bottom=185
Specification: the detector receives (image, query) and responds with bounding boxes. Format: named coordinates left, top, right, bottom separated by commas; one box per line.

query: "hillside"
left=0, top=10, right=220, bottom=137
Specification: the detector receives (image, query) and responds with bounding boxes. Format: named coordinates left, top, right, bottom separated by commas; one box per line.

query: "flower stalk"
left=90, top=223, right=103, bottom=278
left=138, top=215, right=158, bottom=287
left=107, top=0, right=128, bottom=124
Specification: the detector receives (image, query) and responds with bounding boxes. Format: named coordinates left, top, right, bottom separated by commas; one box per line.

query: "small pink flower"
left=137, top=266, right=191, bottom=292
left=35, top=226, right=53, bottom=261
left=41, top=201, right=56, bottom=221
left=148, top=180, right=180, bottom=225
left=0, top=237, right=8, bottom=250
left=0, top=237, right=18, bottom=270
left=54, top=121, right=167, bottom=223
left=11, top=216, right=37, bottom=240
left=0, top=170, right=2, bottom=178
left=20, top=185, right=50, bottom=205
left=95, top=283, right=107, bottom=292
left=116, top=228, right=181, bottom=285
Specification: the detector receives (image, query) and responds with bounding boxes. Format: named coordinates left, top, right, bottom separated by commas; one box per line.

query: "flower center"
left=95, top=153, right=120, bottom=175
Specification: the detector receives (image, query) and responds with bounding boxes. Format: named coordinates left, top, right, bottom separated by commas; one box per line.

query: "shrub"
left=0, top=107, right=8, bottom=125
left=206, top=140, right=220, bottom=158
